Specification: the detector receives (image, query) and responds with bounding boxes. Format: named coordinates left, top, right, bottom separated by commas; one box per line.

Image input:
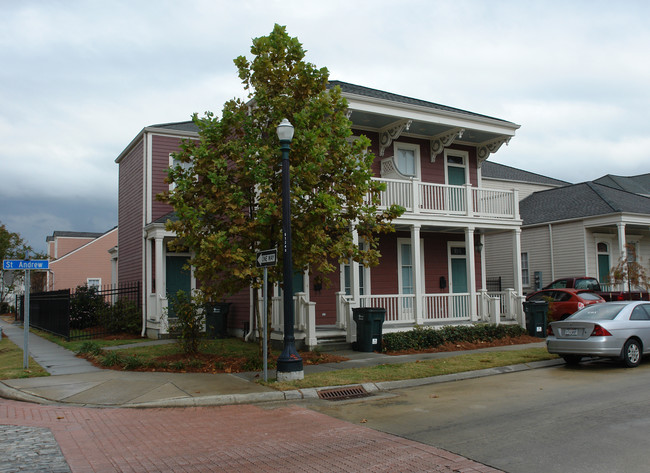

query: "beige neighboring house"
left=46, top=228, right=118, bottom=291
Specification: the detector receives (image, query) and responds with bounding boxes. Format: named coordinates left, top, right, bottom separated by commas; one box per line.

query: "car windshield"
left=568, top=303, right=626, bottom=321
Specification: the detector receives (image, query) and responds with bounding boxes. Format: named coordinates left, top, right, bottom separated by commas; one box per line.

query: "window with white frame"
left=87, top=278, right=101, bottom=289
left=344, top=242, right=368, bottom=296
left=521, top=252, right=529, bottom=287
left=168, top=153, right=194, bottom=191
left=393, top=142, right=420, bottom=178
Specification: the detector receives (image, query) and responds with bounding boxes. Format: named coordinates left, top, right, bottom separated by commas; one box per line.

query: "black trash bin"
left=205, top=302, right=230, bottom=339
left=523, top=300, right=548, bottom=338
left=353, top=307, right=386, bottom=352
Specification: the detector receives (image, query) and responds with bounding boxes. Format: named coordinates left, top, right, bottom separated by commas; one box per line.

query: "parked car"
left=546, top=301, right=650, bottom=367
left=543, top=277, right=649, bottom=302
left=526, top=288, right=605, bottom=321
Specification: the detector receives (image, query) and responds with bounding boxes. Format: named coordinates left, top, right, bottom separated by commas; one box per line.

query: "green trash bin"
left=523, top=300, right=548, bottom=338
left=353, top=307, right=386, bottom=352
left=205, top=302, right=230, bottom=339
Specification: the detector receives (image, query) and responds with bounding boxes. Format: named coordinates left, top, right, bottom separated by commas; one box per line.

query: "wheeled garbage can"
left=204, top=302, right=230, bottom=339
left=523, top=300, right=548, bottom=338
left=353, top=307, right=386, bottom=352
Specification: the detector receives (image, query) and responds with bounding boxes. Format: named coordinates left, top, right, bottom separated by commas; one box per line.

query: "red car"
left=525, top=288, right=605, bottom=321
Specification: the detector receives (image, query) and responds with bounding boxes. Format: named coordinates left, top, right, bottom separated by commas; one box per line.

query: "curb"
left=0, top=358, right=565, bottom=409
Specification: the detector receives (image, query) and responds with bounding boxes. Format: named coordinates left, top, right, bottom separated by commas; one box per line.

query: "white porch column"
left=617, top=223, right=627, bottom=290
left=351, top=229, right=361, bottom=306
left=154, top=236, right=165, bottom=322
left=512, top=228, right=524, bottom=324
left=465, top=227, right=477, bottom=321
left=411, top=224, right=423, bottom=324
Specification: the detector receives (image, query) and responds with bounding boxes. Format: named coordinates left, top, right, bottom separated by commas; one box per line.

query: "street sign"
left=256, top=249, right=277, bottom=268
left=3, top=260, right=49, bottom=270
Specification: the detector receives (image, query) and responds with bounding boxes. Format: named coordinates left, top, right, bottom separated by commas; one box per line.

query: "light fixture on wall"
left=474, top=231, right=483, bottom=253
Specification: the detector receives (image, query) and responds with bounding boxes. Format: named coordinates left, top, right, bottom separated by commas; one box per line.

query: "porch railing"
left=372, top=178, right=518, bottom=220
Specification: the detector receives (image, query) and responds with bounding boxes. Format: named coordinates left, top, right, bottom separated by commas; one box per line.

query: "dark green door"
left=448, top=166, right=466, bottom=212
left=166, top=256, right=191, bottom=317
left=598, top=254, right=610, bottom=284
left=451, top=256, right=468, bottom=318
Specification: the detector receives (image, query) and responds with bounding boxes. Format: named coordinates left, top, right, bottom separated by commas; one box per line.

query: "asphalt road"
left=308, top=359, right=650, bottom=473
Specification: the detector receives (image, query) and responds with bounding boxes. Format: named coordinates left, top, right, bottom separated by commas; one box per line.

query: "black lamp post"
left=276, top=118, right=304, bottom=381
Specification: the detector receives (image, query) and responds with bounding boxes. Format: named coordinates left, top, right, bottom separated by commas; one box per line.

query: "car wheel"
left=562, top=355, right=582, bottom=365
left=622, top=339, right=642, bottom=368
left=560, top=314, right=571, bottom=321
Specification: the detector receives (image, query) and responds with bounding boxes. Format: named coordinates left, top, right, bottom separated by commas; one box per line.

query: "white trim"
left=444, top=149, right=469, bottom=186
left=447, top=241, right=467, bottom=293
left=393, top=141, right=421, bottom=178
left=87, top=278, right=101, bottom=288
left=398, top=237, right=424, bottom=296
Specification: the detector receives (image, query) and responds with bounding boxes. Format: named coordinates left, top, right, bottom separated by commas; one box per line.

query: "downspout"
left=548, top=224, right=555, bottom=281
left=141, top=132, right=149, bottom=338
left=245, top=286, right=256, bottom=341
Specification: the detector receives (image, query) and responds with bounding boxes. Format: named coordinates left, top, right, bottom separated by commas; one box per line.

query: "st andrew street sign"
left=3, top=260, right=49, bottom=270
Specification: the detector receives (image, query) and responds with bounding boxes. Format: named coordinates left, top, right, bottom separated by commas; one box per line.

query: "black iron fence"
left=19, top=282, right=141, bottom=340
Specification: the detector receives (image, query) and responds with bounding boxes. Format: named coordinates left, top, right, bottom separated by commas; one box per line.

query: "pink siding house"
left=46, top=228, right=118, bottom=291
left=115, top=83, right=525, bottom=344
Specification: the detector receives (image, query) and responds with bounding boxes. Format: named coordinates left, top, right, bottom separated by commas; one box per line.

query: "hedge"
left=382, top=324, right=527, bottom=352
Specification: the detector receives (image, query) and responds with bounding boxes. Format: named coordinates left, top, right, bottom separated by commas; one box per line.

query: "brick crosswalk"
left=0, top=399, right=501, bottom=472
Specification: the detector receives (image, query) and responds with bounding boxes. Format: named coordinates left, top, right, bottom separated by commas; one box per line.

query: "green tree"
left=609, top=245, right=650, bottom=292
left=0, top=222, right=33, bottom=307
left=160, top=25, right=402, bottom=305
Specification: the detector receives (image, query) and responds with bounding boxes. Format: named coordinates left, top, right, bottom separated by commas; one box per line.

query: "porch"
left=373, top=177, right=519, bottom=220
left=270, top=290, right=525, bottom=350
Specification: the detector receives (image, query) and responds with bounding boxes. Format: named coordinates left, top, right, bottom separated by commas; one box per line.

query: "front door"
left=450, top=245, right=468, bottom=318
left=166, top=255, right=191, bottom=317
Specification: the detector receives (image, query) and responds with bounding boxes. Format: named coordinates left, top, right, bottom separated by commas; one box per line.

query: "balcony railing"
left=372, top=178, right=519, bottom=220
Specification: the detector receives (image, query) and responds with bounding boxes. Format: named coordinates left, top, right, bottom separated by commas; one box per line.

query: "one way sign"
left=256, top=249, right=277, bottom=267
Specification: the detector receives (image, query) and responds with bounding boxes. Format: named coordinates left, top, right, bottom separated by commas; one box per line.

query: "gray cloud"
left=2, top=0, right=649, bottom=250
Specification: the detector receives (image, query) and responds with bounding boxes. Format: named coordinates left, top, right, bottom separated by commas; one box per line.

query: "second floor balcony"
left=372, top=177, right=520, bottom=221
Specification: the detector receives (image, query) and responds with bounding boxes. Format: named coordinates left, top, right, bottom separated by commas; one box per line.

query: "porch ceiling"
left=349, top=109, right=503, bottom=145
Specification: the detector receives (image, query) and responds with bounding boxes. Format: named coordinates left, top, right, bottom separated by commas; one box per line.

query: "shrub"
left=382, top=324, right=526, bottom=352
left=123, top=355, right=143, bottom=370
left=100, top=350, right=123, bottom=367
left=77, top=341, right=102, bottom=356
left=167, top=290, right=205, bottom=355
left=70, top=285, right=107, bottom=330
left=99, top=298, right=141, bottom=335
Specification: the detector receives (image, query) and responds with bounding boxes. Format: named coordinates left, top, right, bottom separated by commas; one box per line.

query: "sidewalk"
left=0, top=317, right=560, bottom=408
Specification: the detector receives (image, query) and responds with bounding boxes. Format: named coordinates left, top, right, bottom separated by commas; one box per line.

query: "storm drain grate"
left=317, top=385, right=370, bottom=401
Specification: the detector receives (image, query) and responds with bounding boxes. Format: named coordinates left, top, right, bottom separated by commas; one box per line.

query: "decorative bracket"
left=378, top=119, right=412, bottom=156
left=430, top=127, right=465, bottom=162
left=476, top=136, right=511, bottom=166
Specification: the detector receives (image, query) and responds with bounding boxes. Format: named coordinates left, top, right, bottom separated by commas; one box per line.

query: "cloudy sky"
left=2, top=0, right=649, bottom=252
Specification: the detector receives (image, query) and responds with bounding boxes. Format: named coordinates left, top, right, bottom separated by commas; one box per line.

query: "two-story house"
left=115, top=82, right=524, bottom=346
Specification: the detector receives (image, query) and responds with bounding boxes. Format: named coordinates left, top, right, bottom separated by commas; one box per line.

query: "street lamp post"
left=276, top=118, right=304, bottom=381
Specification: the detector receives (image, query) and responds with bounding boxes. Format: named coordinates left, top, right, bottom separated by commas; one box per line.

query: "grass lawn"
left=0, top=335, right=49, bottom=380
left=32, top=328, right=146, bottom=352
left=269, top=347, right=558, bottom=390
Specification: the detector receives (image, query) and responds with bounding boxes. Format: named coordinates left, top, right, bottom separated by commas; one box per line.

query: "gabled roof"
left=481, top=161, right=569, bottom=187
left=592, top=173, right=650, bottom=196
left=149, top=120, right=200, bottom=133
left=520, top=182, right=650, bottom=226
left=46, top=230, right=106, bottom=242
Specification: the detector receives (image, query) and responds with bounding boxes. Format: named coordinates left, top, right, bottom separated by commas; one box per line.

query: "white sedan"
left=546, top=301, right=650, bottom=367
